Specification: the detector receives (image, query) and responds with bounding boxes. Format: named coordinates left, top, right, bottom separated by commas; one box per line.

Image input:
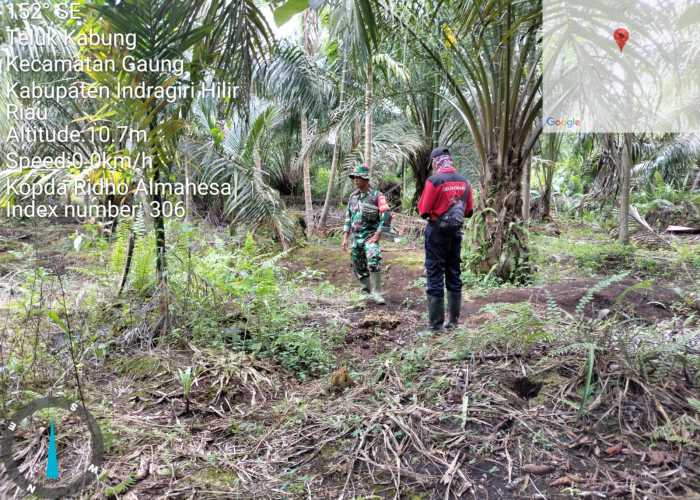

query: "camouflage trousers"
left=351, top=236, right=382, bottom=279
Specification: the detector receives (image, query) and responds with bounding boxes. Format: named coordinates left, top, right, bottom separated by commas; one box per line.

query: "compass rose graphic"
left=1, top=397, right=104, bottom=499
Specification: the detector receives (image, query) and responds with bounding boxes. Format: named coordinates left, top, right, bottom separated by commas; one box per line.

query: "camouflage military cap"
left=349, top=164, right=371, bottom=180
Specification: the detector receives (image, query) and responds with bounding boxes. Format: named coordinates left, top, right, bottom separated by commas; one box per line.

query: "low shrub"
left=109, top=222, right=334, bottom=379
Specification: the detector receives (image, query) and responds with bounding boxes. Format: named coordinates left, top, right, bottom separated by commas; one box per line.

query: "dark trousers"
left=424, top=223, right=463, bottom=298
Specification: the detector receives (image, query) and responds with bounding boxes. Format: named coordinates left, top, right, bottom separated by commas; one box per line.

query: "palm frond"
left=342, top=120, right=424, bottom=175
left=256, top=43, right=333, bottom=117
left=183, top=98, right=294, bottom=244
left=633, top=134, right=700, bottom=187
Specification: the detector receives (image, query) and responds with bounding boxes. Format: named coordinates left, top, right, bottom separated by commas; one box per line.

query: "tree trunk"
left=353, top=114, right=362, bottom=151
left=300, top=9, right=317, bottom=232
left=541, top=182, right=552, bottom=221
left=184, top=155, right=193, bottom=223
left=117, top=228, right=135, bottom=296
left=318, top=53, right=348, bottom=230
left=253, top=147, right=263, bottom=185
left=431, top=75, right=440, bottom=148
left=301, top=112, right=314, bottom=230
left=410, top=146, right=432, bottom=208
left=692, top=164, right=700, bottom=191
left=364, top=60, right=373, bottom=176
left=317, top=129, right=340, bottom=230
left=522, top=153, right=531, bottom=222
left=474, top=153, right=528, bottom=282
left=618, top=134, right=632, bottom=245
left=153, top=172, right=169, bottom=337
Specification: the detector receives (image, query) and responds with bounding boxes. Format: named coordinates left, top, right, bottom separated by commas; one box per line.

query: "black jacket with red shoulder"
left=417, top=166, right=474, bottom=222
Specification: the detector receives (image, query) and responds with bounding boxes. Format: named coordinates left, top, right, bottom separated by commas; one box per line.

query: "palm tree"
left=634, top=134, right=700, bottom=190
left=619, top=134, right=633, bottom=244
left=394, top=0, right=542, bottom=281
left=399, top=60, right=470, bottom=205
left=1, top=0, right=275, bottom=334
left=535, top=134, right=564, bottom=221
left=301, top=9, right=320, bottom=231
left=318, top=50, right=351, bottom=229
left=185, top=97, right=295, bottom=247
left=256, top=41, right=335, bottom=231
left=328, top=0, right=380, bottom=176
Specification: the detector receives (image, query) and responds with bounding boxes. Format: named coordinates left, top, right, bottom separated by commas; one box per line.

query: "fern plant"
left=575, top=271, right=630, bottom=317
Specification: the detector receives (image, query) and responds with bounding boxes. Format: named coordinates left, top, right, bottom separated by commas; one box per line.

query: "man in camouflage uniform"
left=342, top=164, right=391, bottom=304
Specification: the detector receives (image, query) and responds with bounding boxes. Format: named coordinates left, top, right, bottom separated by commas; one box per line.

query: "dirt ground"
left=1, top=225, right=698, bottom=499
left=287, top=239, right=685, bottom=353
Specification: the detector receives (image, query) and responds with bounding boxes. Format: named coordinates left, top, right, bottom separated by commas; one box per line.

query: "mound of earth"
left=463, top=278, right=682, bottom=322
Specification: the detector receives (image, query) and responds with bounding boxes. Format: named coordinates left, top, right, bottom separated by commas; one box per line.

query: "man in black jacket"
left=417, top=147, right=474, bottom=331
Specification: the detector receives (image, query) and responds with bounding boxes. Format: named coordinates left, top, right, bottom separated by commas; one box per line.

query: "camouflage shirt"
left=343, top=189, right=391, bottom=237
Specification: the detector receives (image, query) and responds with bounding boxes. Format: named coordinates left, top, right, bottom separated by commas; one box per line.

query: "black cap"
left=430, top=146, right=450, bottom=159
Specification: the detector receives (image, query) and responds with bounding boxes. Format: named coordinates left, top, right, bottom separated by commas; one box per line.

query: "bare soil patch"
left=463, top=278, right=682, bottom=323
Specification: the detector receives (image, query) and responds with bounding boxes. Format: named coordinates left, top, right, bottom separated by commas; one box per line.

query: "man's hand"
left=342, top=233, right=349, bottom=251
left=367, top=232, right=381, bottom=244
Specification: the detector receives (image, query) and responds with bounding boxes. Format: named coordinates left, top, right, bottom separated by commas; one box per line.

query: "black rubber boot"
left=427, top=294, right=445, bottom=331
left=358, top=276, right=370, bottom=293
left=443, top=290, right=462, bottom=329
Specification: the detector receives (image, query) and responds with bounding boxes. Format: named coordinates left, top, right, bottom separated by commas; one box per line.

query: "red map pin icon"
left=613, top=27, right=630, bottom=52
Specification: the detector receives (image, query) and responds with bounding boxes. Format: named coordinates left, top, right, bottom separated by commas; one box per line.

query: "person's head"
left=430, top=146, right=452, bottom=171
left=349, top=164, right=371, bottom=190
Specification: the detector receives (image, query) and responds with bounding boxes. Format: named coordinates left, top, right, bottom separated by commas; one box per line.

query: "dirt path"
left=288, top=241, right=682, bottom=333
left=462, top=278, right=681, bottom=322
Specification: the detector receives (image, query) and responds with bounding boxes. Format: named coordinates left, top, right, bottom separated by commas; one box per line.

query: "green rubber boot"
left=443, top=290, right=462, bottom=329
left=369, top=272, right=386, bottom=304
left=359, top=276, right=370, bottom=293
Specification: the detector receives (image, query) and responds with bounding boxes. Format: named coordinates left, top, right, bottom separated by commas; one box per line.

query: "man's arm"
left=418, top=180, right=437, bottom=219
left=342, top=200, right=352, bottom=250
left=375, top=193, right=390, bottom=232
left=343, top=204, right=351, bottom=233
left=368, top=192, right=390, bottom=243
left=464, top=183, right=474, bottom=218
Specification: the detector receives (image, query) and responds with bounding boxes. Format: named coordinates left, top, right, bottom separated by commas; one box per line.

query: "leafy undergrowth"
left=529, top=217, right=700, bottom=285
left=1, top=220, right=699, bottom=498
left=55, top=286, right=698, bottom=498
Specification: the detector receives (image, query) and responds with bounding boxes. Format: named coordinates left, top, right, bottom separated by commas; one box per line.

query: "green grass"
left=454, top=303, right=549, bottom=358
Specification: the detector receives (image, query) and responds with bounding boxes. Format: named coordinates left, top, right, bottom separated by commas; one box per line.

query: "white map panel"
left=543, top=0, right=700, bottom=133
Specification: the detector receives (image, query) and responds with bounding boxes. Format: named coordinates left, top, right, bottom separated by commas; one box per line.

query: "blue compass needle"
left=46, top=417, right=59, bottom=480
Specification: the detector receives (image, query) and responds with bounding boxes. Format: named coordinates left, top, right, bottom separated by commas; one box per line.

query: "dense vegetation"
left=1, top=0, right=699, bottom=498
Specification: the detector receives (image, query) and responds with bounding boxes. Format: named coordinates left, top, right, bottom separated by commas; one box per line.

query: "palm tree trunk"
left=148, top=118, right=169, bottom=337
left=618, top=134, right=633, bottom=244
left=541, top=158, right=555, bottom=221
left=410, top=146, right=432, bottom=207
left=318, top=55, right=348, bottom=230
left=153, top=190, right=169, bottom=337
left=364, top=60, right=373, bottom=176
left=253, top=147, right=263, bottom=185
left=301, top=112, right=314, bottom=230
left=318, top=131, right=340, bottom=229
left=541, top=181, right=552, bottom=221
left=300, top=8, right=317, bottom=232
left=522, top=153, right=531, bottom=222
left=692, top=163, right=700, bottom=191
left=475, top=153, right=528, bottom=281
left=184, top=155, right=193, bottom=223
left=431, top=76, right=440, bottom=147
left=117, top=228, right=135, bottom=296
